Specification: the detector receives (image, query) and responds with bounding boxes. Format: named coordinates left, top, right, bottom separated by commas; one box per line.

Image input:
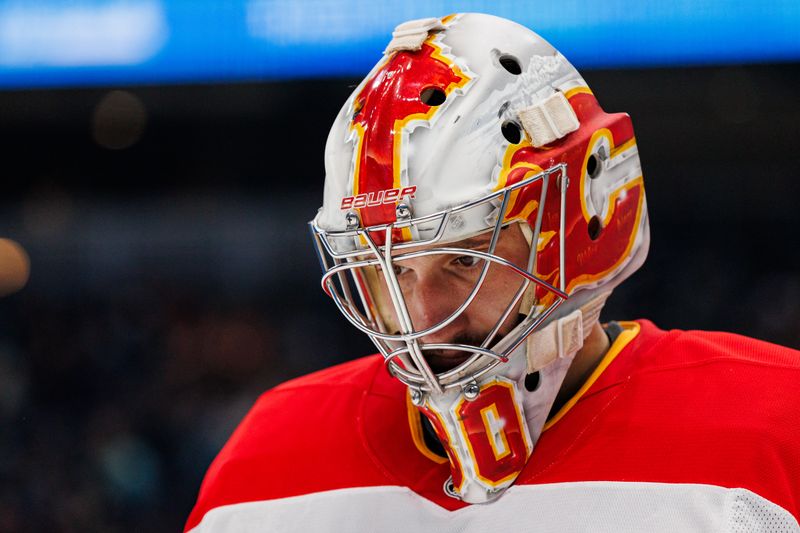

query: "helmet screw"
left=396, top=203, right=412, bottom=221
left=463, top=381, right=480, bottom=400
left=410, top=388, right=424, bottom=406
left=345, top=211, right=360, bottom=230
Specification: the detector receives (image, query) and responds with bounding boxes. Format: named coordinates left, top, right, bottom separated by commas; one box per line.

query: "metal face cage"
left=310, top=165, right=568, bottom=395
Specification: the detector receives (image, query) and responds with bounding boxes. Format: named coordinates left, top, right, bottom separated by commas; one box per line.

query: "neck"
left=550, top=321, right=611, bottom=415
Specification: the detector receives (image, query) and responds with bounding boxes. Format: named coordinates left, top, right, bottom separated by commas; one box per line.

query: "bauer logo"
left=340, top=186, right=416, bottom=210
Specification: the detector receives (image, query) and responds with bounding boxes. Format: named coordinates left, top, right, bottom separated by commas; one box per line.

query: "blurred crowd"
left=0, top=210, right=373, bottom=531
left=2, top=281, right=273, bottom=531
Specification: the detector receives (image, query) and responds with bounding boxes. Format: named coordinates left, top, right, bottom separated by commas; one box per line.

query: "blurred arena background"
left=0, top=1, right=799, bottom=531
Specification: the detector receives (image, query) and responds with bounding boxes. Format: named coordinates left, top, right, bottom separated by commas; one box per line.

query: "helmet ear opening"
left=524, top=371, right=541, bottom=392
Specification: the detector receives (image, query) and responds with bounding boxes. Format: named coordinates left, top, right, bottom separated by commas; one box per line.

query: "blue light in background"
left=0, top=0, right=798, bottom=89
left=0, top=1, right=168, bottom=67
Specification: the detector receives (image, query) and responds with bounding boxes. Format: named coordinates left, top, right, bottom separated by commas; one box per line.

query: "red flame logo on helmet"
left=348, top=24, right=471, bottom=238
left=496, top=89, right=645, bottom=302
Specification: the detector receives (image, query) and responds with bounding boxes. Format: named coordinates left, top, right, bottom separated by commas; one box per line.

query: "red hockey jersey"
left=185, top=321, right=800, bottom=532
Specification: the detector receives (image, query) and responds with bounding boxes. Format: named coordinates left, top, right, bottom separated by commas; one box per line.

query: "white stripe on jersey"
left=190, top=482, right=799, bottom=533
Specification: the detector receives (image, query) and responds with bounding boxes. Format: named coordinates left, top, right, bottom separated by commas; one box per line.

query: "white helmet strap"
left=524, top=289, right=611, bottom=372
left=384, top=17, right=446, bottom=54
left=519, top=91, right=581, bottom=148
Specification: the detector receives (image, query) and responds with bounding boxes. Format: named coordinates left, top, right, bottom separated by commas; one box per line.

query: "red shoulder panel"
left=524, top=320, right=800, bottom=519
left=187, top=321, right=800, bottom=530
left=184, top=355, right=394, bottom=532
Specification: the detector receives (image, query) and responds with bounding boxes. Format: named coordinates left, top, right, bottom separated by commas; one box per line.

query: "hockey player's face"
left=379, top=224, right=531, bottom=373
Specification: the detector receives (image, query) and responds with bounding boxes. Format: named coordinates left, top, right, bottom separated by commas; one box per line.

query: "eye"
left=392, top=264, right=409, bottom=276
left=376, top=263, right=409, bottom=277
left=453, top=255, right=480, bottom=268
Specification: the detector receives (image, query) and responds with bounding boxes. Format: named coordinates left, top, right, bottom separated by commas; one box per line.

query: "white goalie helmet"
left=310, top=13, right=649, bottom=504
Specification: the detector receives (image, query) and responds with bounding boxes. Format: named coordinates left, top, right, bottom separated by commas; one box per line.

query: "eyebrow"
left=452, top=234, right=493, bottom=250
left=450, top=225, right=513, bottom=250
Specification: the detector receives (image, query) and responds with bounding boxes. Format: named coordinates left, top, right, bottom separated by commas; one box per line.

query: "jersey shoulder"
left=612, top=319, right=800, bottom=418
left=185, top=354, right=389, bottom=532
left=623, top=319, right=800, bottom=374
left=534, top=320, right=800, bottom=519
left=271, top=352, right=386, bottom=392
left=222, top=352, right=385, bottom=459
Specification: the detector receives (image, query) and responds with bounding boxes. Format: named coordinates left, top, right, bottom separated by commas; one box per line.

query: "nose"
left=404, top=268, right=465, bottom=342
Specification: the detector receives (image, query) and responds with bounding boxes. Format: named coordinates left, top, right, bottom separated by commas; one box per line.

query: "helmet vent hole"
left=420, top=87, right=446, bottom=106
left=499, top=55, right=522, bottom=75
left=524, top=372, right=541, bottom=392
left=501, top=121, right=522, bottom=144
left=588, top=215, right=603, bottom=240
left=587, top=154, right=601, bottom=179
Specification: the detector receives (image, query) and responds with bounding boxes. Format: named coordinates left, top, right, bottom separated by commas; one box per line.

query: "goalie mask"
left=310, top=13, right=649, bottom=504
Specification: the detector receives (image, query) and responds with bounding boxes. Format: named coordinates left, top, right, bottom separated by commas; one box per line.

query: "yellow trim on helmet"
left=494, top=140, right=538, bottom=190
left=536, top=230, right=556, bottom=252
left=350, top=121, right=366, bottom=198
left=441, top=13, right=458, bottom=25
left=579, top=128, right=639, bottom=223
left=517, top=199, right=540, bottom=221
left=563, top=86, right=594, bottom=99
left=566, top=174, right=644, bottom=293
left=390, top=34, right=472, bottom=193
left=424, top=401, right=465, bottom=492
left=610, top=136, right=636, bottom=158
left=406, top=391, right=449, bottom=464
left=494, top=141, right=544, bottom=223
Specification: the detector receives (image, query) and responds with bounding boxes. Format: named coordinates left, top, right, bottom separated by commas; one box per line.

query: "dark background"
left=1, top=62, right=799, bottom=531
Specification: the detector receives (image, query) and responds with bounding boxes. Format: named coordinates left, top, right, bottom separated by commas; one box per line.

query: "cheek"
left=472, top=265, right=526, bottom=326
